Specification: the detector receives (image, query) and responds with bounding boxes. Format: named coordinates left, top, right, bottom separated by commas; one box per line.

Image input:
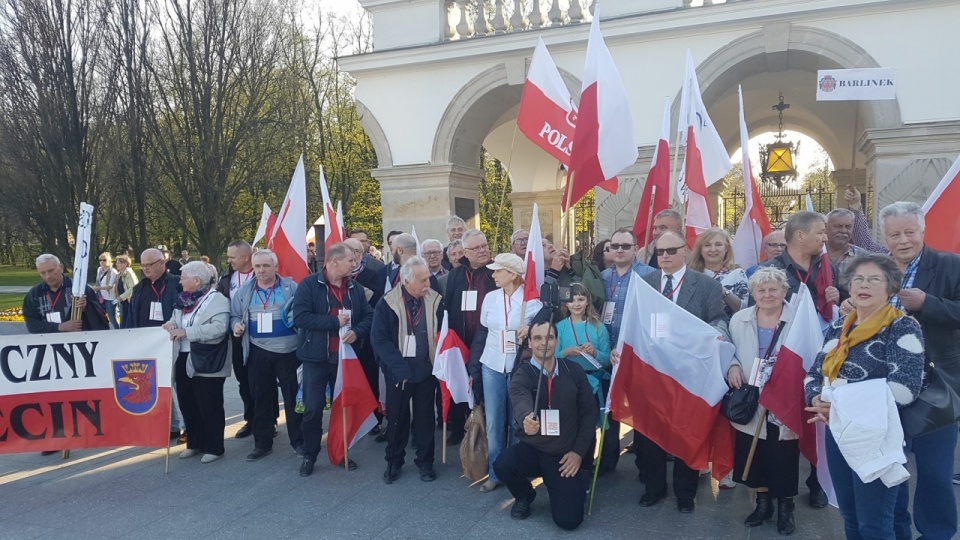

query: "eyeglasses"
left=423, top=250, right=442, bottom=257
left=655, top=246, right=685, bottom=256
left=512, top=238, right=528, bottom=245
left=765, top=242, right=787, bottom=248
left=464, top=244, right=488, bottom=252
left=851, top=275, right=887, bottom=286
left=609, top=243, right=634, bottom=252
left=99, top=258, right=108, bottom=262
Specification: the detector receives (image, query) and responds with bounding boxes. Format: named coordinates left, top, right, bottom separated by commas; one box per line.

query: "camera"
left=539, top=282, right=571, bottom=307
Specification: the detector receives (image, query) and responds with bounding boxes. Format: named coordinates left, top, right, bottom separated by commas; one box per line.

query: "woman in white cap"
left=470, top=252, right=542, bottom=492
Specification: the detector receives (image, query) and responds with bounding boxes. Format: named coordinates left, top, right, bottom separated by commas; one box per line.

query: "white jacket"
left=823, top=378, right=909, bottom=488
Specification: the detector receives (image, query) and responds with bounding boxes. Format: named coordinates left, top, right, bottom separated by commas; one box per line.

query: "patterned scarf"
left=821, top=303, right=903, bottom=382
left=175, top=284, right=211, bottom=311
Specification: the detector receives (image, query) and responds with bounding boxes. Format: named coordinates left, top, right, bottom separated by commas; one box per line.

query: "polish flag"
left=632, top=98, right=672, bottom=247
left=268, top=157, right=310, bottom=282
left=518, top=37, right=577, bottom=167
left=252, top=202, right=275, bottom=247
left=336, top=200, right=345, bottom=241
left=922, top=153, right=960, bottom=254
left=523, top=203, right=545, bottom=302
left=563, top=11, right=638, bottom=211
left=411, top=225, right=422, bottom=257
left=327, top=342, right=379, bottom=467
left=732, top=86, right=773, bottom=268
left=433, top=313, right=474, bottom=423
left=609, top=277, right=736, bottom=480
left=320, top=167, right=343, bottom=252
left=677, top=50, right=732, bottom=245
left=758, top=287, right=821, bottom=466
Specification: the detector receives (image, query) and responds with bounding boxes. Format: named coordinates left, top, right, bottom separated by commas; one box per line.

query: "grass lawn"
left=0, top=292, right=24, bottom=310
left=0, top=265, right=39, bottom=286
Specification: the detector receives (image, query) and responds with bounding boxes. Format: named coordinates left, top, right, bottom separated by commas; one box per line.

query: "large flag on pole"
left=563, top=10, right=637, bottom=211
left=922, top=153, right=960, bottom=254
left=433, top=313, right=474, bottom=422
left=320, top=167, right=343, bottom=252
left=632, top=98, right=672, bottom=247
left=269, top=157, right=310, bottom=282
left=252, top=203, right=275, bottom=247
left=609, top=278, right=736, bottom=480
left=677, top=50, right=732, bottom=245
left=523, top=204, right=545, bottom=302
left=732, top=86, right=773, bottom=268
left=518, top=37, right=577, bottom=166
left=336, top=200, right=345, bottom=240
left=327, top=342, right=379, bottom=466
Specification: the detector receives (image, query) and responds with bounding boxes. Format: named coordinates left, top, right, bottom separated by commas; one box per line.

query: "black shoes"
left=510, top=489, right=537, bottom=520
left=419, top=465, right=436, bottom=482
left=639, top=491, right=667, bottom=507
left=375, top=425, right=389, bottom=443
left=777, top=497, right=796, bottom=536
left=808, top=487, right=828, bottom=509
left=246, top=448, right=272, bottom=462
left=677, top=498, right=695, bottom=513
left=235, top=423, right=253, bottom=439
left=39, top=451, right=59, bottom=456
left=745, top=492, right=774, bottom=527
left=383, top=464, right=401, bottom=484
left=299, top=459, right=315, bottom=477
left=338, top=458, right=358, bottom=471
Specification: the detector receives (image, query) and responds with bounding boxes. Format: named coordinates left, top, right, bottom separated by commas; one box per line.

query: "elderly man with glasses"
left=421, top=239, right=447, bottom=277
left=510, top=230, right=529, bottom=257
left=746, top=230, right=787, bottom=278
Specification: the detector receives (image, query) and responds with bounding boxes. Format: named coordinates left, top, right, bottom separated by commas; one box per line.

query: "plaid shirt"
left=891, top=251, right=922, bottom=310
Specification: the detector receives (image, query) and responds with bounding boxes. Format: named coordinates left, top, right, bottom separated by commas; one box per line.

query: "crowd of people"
left=18, top=192, right=960, bottom=538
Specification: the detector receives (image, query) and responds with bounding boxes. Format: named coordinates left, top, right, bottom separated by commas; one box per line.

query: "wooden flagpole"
left=342, top=407, right=349, bottom=470
left=642, top=185, right=658, bottom=254
left=442, top=422, right=447, bottom=464
left=741, top=406, right=767, bottom=481
left=587, top=411, right=608, bottom=515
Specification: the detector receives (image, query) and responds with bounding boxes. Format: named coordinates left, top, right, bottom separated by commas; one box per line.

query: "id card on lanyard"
left=539, top=376, right=560, bottom=436
left=500, top=291, right=516, bottom=354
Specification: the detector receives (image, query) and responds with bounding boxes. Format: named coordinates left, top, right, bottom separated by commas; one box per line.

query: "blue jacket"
left=292, top=272, right=372, bottom=364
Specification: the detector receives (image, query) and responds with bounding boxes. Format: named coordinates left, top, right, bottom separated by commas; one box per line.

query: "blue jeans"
left=894, top=423, right=959, bottom=540
left=826, top=429, right=900, bottom=540
left=103, top=299, right=118, bottom=329
left=482, top=364, right=517, bottom=482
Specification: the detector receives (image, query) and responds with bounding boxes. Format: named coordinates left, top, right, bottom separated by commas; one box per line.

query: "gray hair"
left=747, top=266, right=790, bottom=293
left=251, top=248, right=278, bottom=266
left=205, top=263, right=219, bottom=285
left=461, top=229, right=486, bottom=246
left=181, top=261, right=212, bottom=285
left=654, top=209, right=682, bottom=222
left=841, top=253, right=904, bottom=297
left=393, top=233, right=417, bottom=251
left=35, top=253, right=61, bottom=266
left=399, top=256, right=428, bottom=284
left=446, top=216, right=466, bottom=230
left=448, top=239, right=463, bottom=250
left=879, top=201, right=925, bottom=233
left=421, top=239, right=442, bottom=252
left=826, top=208, right=855, bottom=221
left=763, top=229, right=785, bottom=242
left=325, top=243, right=351, bottom=264
left=511, top=229, right=529, bottom=242
left=784, top=211, right=826, bottom=242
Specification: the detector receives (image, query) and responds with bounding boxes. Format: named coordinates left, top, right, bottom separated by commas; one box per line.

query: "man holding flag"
left=371, top=257, right=444, bottom=484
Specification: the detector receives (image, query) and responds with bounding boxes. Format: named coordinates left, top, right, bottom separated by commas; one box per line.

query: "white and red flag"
left=433, top=313, right=474, bottom=423
left=922, top=153, right=960, bottom=254
left=252, top=203, right=275, bottom=247
left=677, top=49, right=732, bottom=245
left=327, top=342, right=379, bottom=467
left=609, top=277, right=736, bottom=480
left=518, top=37, right=577, bottom=166
left=336, top=200, right=345, bottom=241
left=732, top=86, right=773, bottom=268
left=320, top=166, right=343, bottom=252
left=523, top=203, right=545, bottom=302
left=632, top=98, right=673, bottom=247
left=269, top=156, right=311, bottom=282
left=563, top=11, right=637, bottom=210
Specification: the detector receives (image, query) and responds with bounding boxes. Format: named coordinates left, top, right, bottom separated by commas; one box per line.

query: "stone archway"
left=356, top=99, right=392, bottom=167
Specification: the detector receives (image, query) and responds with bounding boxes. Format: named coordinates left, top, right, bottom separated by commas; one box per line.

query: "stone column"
left=594, top=144, right=656, bottom=240
left=371, top=164, right=484, bottom=242
left=509, top=190, right=564, bottom=245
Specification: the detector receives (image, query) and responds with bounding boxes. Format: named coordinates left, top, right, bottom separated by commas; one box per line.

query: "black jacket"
left=373, top=263, right=442, bottom=307
left=444, top=258, right=497, bottom=348
left=22, top=276, right=108, bottom=333
left=128, top=274, right=181, bottom=328
left=292, top=271, right=372, bottom=364
left=755, top=250, right=849, bottom=305
left=908, top=247, right=960, bottom=393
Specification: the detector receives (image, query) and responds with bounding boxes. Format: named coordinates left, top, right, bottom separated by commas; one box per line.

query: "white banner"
left=72, top=202, right=94, bottom=297
left=816, top=68, right=897, bottom=101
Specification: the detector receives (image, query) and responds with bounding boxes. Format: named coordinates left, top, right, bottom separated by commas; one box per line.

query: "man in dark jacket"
left=374, top=233, right=440, bottom=303
left=371, top=257, right=444, bottom=485
left=493, top=316, right=597, bottom=530
left=443, top=229, right=497, bottom=444
left=878, top=202, right=960, bottom=540
left=23, top=254, right=108, bottom=334
left=293, top=242, right=373, bottom=477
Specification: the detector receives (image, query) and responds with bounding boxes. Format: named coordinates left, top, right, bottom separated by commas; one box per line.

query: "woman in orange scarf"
left=804, top=253, right=925, bottom=540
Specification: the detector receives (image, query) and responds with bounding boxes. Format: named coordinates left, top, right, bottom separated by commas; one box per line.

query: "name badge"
left=257, top=312, right=273, bottom=334
left=461, top=290, right=478, bottom=312
left=540, top=409, right=560, bottom=436
left=150, top=302, right=164, bottom=322
left=651, top=313, right=670, bottom=338
left=501, top=330, right=517, bottom=355
left=46, top=312, right=62, bottom=324
left=403, top=335, right=417, bottom=358
left=602, top=301, right=615, bottom=324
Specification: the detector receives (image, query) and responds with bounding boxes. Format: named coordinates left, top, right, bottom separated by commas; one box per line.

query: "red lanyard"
left=150, top=280, right=166, bottom=300
left=568, top=318, right=590, bottom=346
left=255, top=282, right=278, bottom=310
left=47, top=288, right=65, bottom=310
left=503, top=290, right=512, bottom=327
left=328, top=282, right=345, bottom=307
left=712, top=270, right=723, bottom=280
left=235, top=270, right=251, bottom=289
left=660, top=273, right=686, bottom=299
left=405, top=300, right=422, bottom=331
left=608, top=269, right=623, bottom=297
left=794, top=262, right=812, bottom=285
left=546, top=376, right=554, bottom=408
left=465, top=269, right=474, bottom=291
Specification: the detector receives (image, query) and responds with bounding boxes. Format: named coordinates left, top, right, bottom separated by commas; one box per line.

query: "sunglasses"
left=655, top=246, right=685, bottom=256
left=609, top=243, right=634, bottom=251
left=99, top=258, right=108, bottom=262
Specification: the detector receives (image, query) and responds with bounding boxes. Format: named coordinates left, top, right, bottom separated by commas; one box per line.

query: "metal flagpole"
left=493, top=123, right=521, bottom=252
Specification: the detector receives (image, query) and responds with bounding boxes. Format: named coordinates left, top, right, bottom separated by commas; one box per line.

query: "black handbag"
left=722, top=384, right=760, bottom=425
left=189, top=335, right=229, bottom=375
left=900, top=364, right=960, bottom=438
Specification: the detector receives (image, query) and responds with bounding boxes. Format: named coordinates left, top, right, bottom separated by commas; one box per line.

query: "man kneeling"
left=493, top=315, right=598, bottom=530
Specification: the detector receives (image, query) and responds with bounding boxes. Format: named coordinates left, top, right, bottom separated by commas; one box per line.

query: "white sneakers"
left=179, top=449, right=223, bottom=463
left=200, top=453, right=223, bottom=464
left=179, top=449, right=200, bottom=459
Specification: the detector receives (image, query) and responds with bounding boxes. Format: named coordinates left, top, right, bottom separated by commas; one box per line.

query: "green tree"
left=478, top=148, right=512, bottom=253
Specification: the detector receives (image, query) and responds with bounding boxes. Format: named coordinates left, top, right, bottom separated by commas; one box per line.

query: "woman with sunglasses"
left=592, top=239, right=613, bottom=272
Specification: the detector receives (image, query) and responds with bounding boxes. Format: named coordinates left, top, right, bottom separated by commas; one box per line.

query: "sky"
left=732, top=130, right=832, bottom=187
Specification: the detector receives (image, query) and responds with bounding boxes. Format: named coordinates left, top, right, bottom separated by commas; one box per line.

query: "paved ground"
left=1, top=321, right=957, bottom=539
